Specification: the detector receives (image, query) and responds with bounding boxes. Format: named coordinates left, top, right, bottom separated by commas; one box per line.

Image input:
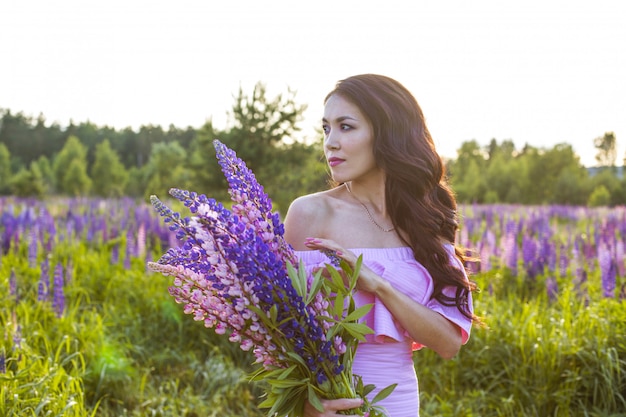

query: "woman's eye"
left=322, top=124, right=330, bottom=134
left=340, top=124, right=352, bottom=131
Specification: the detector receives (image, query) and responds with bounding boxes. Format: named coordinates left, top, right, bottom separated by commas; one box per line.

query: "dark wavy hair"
left=325, top=74, right=477, bottom=321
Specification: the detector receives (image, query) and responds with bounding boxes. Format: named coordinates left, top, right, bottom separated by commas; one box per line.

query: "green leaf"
left=327, top=265, right=346, bottom=293
left=362, top=383, right=376, bottom=397
left=287, top=261, right=304, bottom=298
left=286, top=351, right=309, bottom=370
left=344, top=303, right=373, bottom=322
left=269, top=303, right=278, bottom=323
left=306, top=268, right=325, bottom=305
left=276, top=365, right=297, bottom=380
left=267, top=378, right=308, bottom=388
left=307, top=384, right=325, bottom=412
left=348, top=255, right=363, bottom=292
left=333, top=292, right=346, bottom=319
left=342, top=322, right=374, bottom=340
left=371, top=383, right=398, bottom=404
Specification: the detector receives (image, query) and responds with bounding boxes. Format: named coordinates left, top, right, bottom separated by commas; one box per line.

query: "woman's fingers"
left=303, top=237, right=356, bottom=264
left=303, top=398, right=364, bottom=416
left=324, top=397, right=364, bottom=411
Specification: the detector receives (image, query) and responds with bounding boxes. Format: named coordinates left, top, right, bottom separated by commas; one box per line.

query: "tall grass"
left=1, top=198, right=625, bottom=416
left=418, top=268, right=626, bottom=416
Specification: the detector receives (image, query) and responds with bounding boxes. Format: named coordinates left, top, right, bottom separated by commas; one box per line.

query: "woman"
left=283, top=74, right=477, bottom=417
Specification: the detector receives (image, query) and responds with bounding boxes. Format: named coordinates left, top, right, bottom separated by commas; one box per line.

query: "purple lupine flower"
left=124, top=229, right=133, bottom=269
left=52, top=263, right=65, bottom=317
left=546, top=276, right=558, bottom=302
left=213, top=139, right=296, bottom=266
left=158, top=188, right=337, bottom=378
left=501, top=232, right=518, bottom=275
left=480, top=242, right=491, bottom=273
left=38, top=257, right=50, bottom=302
left=137, top=223, right=146, bottom=258
left=111, top=244, right=119, bottom=264
left=615, top=239, right=625, bottom=278
left=522, top=234, right=538, bottom=279
left=598, top=242, right=616, bottom=298
left=542, top=238, right=556, bottom=273
left=0, top=349, right=5, bottom=374
left=13, top=323, right=22, bottom=350
left=464, top=248, right=480, bottom=275
left=558, top=245, right=568, bottom=277
left=28, top=228, right=38, bottom=267
left=149, top=142, right=345, bottom=380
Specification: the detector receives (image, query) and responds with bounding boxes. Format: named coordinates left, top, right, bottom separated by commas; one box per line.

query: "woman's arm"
left=303, top=237, right=463, bottom=359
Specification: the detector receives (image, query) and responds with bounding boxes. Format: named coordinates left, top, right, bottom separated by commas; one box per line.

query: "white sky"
left=1, top=0, right=625, bottom=167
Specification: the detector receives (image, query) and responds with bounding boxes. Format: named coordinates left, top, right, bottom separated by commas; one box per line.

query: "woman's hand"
left=303, top=398, right=364, bottom=417
left=304, top=237, right=382, bottom=293
left=304, top=237, right=464, bottom=358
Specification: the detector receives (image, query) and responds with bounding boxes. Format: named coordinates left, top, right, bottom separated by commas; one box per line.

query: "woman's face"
left=322, top=94, right=380, bottom=184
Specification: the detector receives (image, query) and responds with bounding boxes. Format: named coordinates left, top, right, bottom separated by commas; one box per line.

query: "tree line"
left=0, top=82, right=623, bottom=208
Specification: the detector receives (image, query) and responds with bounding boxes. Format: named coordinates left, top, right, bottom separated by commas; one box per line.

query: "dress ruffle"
left=294, top=245, right=472, bottom=351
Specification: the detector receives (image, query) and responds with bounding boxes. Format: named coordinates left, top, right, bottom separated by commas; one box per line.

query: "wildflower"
left=13, top=322, right=22, bottom=350
left=52, top=263, right=65, bottom=317
left=38, top=257, right=50, bottom=302
left=598, top=242, right=616, bottom=298
left=501, top=232, right=518, bottom=275
left=148, top=140, right=384, bottom=417
left=522, top=234, right=538, bottom=279
left=28, top=228, right=38, bottom=267
left=545, top=277, right=558, bottom=302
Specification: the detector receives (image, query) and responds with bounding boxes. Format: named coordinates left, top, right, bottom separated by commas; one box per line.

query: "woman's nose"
left=325, top=130, right=340, bottom=150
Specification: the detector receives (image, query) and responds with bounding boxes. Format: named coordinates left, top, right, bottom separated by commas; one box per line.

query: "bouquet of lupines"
left=147, top=140, right=395, bottom=417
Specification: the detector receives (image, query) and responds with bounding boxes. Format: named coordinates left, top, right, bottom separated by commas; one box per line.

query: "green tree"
left=188, top=119, right=225, bottom=197
left=589, top=169, right=622, bottom=206
left=53, top=135, right=90, bottom=194
left=450, top=158, right=487, bottom=203
left=0, top=143, right=11, bottom=194
left=587, top=185, right=611, bottom=207
left=62, top=158, right=92, bottom=196
left=143, top=142, right=191, bottom=200
left=9, top=164, right=45, bottom=197
left=224, top=82, right=306, bottom=172
left=520, top=143, right=583, bottom=204
left=552, top=166, right=590, bottom=205
left=447, top=140, right=488, bottom=203
left=32, top=155, right=54, bottom=194
left=91, top=139, right=129, bottom=197
left=188, top=82, right=308, bottom=204
left=261, top=138, right=329, bottom=213
left=594, top=131, right=617, bottom=167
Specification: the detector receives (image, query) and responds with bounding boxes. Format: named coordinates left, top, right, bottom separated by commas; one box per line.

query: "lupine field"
left=1, top=197, right=625, bottom=417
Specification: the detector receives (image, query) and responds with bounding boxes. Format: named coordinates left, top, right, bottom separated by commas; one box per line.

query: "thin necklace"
left=345, top=183, right=395, bottom=233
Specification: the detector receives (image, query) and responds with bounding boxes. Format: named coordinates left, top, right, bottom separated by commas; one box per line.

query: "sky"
left=1, top=0, right=625, bottom=167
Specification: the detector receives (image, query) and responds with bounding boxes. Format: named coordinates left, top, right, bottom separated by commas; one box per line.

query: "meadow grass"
left=1, top=199, right=625, bottom=416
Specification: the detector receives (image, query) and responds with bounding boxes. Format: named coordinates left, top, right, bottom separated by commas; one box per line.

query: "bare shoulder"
left=283, top=190, right=335, bottom=250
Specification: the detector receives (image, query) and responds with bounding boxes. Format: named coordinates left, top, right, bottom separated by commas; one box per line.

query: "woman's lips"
left=328, top=157, right=345, bottom=167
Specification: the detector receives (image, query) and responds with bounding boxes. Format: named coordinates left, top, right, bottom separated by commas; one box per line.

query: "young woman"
left=283, top=74, right=477, bottom=417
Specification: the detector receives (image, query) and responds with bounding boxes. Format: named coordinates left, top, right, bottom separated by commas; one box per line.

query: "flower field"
left=1, top=197, right=625, bottom=416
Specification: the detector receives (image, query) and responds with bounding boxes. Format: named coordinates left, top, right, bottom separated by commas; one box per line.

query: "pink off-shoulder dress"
left=295, top=245, right=473, bottom=417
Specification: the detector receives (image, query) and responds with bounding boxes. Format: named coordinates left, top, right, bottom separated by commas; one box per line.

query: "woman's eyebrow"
left=322, top=115, right=359, bottom=123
